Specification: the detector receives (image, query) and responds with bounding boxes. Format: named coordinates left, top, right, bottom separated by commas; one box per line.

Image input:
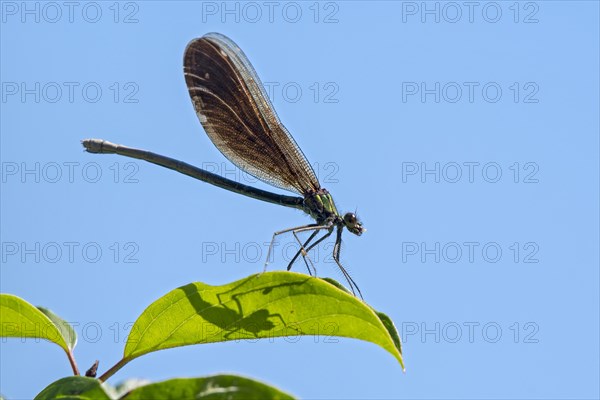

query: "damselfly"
left=83, top=33, right=365, bottom=297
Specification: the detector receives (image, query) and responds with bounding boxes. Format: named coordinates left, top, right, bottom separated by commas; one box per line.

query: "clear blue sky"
left=1, top=2, right=598, bottom=399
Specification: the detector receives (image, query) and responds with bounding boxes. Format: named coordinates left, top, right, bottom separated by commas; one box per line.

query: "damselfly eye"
left=344, top=213, right=357, bottom=224
left=343, top=213, right=365, bottom=236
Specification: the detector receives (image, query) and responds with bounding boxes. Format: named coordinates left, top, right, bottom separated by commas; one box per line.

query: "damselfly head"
left=343, top=212, right=366, bottom=236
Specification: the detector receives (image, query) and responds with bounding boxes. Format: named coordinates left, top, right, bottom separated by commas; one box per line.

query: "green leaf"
left=106, top=378, right=151, bottom=399
left=0, top=294, right=75, bottom=352
left=375, top=311, right=403, bottom=357
left=124, top=272, right=403, bottom=369
left=34, top=376, right=111, bottom=400
left=119, top=374, right=295, bottom=400
left=38, top=307, right=77, bottom=350
left=320, top=277, right=353, bottom=294
left=322, top=277, right=403, bottom=355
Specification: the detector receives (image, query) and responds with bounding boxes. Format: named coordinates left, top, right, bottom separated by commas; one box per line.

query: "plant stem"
left=98, top=358, right=130, bottom=382
left=66, top=349, right=80, bottom=375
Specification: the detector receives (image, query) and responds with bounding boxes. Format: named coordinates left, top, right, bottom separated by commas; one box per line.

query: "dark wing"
left=183, top=32, right=320, bottom=195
